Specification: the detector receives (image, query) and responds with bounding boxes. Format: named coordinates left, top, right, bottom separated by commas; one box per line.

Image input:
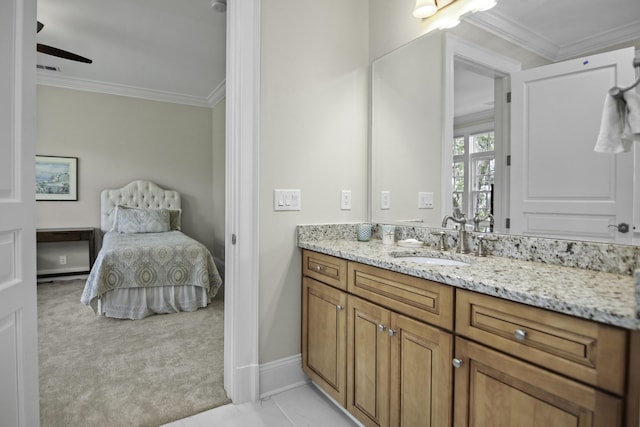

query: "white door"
left=0, top=0, right=40, bottom=426
left=510, top=47, right=635, bottom=243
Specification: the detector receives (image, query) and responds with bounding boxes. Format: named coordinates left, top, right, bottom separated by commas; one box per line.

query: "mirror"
left=371, top=8, right=640, bottom=244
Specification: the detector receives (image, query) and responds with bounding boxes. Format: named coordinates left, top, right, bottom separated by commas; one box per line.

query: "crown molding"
left=207, top=79, right=226, bottom=107
left=465, top=12, right=558, bottom=61
left=36, top=71, right=218, bottom=108
left=466, top=12, right=640, bottom=62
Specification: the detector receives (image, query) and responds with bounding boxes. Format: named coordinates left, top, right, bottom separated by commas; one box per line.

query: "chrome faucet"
left=441, top=214, right=470, bottom=253
left=472, top=212, right=494, bottom=232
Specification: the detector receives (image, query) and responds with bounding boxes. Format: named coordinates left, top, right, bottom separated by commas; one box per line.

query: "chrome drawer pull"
left=514, top=329, right=528, bottom=341
left=336, top=305, right=344, bottom=311
left=378, top=324, right=387, bottom=332
left=452, top=358, right=463, bottom=369
left=316, top=265, right=323, bottom=271
left=388, top=329, right=396, bottom=337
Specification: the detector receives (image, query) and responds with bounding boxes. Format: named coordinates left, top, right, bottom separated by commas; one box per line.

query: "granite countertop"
left=298, top=238, right=639, bottom=330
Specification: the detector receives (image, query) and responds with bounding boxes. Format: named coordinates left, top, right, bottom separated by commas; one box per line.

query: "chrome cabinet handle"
left=514, top=329, right=527, bottom=341
left=452, top=358, right=463, bottom=369
left=388, top=329, right=396, bottom=337
left=378, top=324, right=387, bottom=332
left=336, top=305, right=344, bottom=311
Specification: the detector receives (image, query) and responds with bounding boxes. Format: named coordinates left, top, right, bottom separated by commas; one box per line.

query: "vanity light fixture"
left=413, top=0, right=439, bottom=18
left=414, top=0, right=497, bottom=32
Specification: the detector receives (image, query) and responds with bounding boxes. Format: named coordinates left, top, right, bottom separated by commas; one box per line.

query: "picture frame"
left=35, top=155, right=78, bottom=201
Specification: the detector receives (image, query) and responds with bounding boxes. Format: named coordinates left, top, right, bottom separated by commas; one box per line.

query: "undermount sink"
left=393, top=254, right=470, bottom=266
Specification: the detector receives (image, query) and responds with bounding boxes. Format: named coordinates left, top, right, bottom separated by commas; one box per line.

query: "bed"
left=81, top=180, right=223, bottom=320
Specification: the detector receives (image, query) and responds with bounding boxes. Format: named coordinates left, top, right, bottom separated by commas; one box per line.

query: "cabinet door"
left=453, top=338, right=623, bottom=427
left=348, top=295, right=391, bottom=427
left=389, top=313, right=453, bottom=427
left=302, top=277, right=347, bottom=406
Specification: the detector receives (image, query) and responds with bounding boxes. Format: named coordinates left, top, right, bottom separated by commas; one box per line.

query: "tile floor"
left=162, top=383, right=360, bottom=427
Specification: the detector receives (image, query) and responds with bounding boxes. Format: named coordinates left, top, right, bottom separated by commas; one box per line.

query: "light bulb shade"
left=414, top=0, right=438, bottom=18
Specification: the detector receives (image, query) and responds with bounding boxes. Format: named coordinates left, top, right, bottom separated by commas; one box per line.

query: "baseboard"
left=37, top=274, right=89, bottom=283
left=259, top=354, right=309, bottom=399
left=231, top=363, right=260, bottom=404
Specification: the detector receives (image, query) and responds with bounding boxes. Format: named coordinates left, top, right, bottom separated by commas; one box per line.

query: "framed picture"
left=35, top=155, right=78, bottom=201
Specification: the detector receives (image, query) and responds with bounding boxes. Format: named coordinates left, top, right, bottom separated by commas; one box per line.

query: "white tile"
left=163, top=399, right=292, bottom=427
left=272, top=384, right=358, bottom=427
left=162, top=384, right=359, bottom=427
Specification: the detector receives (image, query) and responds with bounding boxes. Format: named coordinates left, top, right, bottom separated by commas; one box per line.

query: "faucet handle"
left=475, top=233, right=498, bottom=257
left=430, top=231, right=447, bottom=251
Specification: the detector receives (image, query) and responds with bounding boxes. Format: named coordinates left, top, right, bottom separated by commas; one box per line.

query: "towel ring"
left=609, top=58, right=640, bottom=99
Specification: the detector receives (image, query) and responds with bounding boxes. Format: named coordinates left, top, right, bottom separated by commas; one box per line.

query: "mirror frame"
left=441, top=33, right=521, bottom=231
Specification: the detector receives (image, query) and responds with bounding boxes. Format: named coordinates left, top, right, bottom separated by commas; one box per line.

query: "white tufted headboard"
left=101, top=180, right=181, bottom=234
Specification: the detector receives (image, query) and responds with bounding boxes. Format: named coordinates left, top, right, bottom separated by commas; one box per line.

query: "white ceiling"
left=36, top=0, right=640, bottom=109
left=36, top=0, right=227, bottom=107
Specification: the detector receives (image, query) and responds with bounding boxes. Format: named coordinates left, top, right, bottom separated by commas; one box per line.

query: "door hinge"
left=506, top=155, right=511, bottom=166
left=506, top=92, right=511, bottom=103
left=505, top=218, right=511, bottom=229
left=231, top=234, right=237, bottom=245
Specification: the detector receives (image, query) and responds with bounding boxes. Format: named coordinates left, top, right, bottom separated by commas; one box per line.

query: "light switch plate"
left=274, top=189, right=301, bottom=211
left=341, top=190, right=352, bottom=210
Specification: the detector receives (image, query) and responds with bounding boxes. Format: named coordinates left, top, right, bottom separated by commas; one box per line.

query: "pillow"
left=167, top=208, right=182, bottom=231
left=115, top=206, right=171, bottom=234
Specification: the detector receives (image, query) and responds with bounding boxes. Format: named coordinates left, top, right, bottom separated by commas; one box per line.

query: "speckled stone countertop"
left=298, top=227, right=639, bottom=331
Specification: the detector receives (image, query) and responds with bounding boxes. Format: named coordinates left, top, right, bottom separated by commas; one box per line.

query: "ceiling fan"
left=37, top=21, right=92, bottom=64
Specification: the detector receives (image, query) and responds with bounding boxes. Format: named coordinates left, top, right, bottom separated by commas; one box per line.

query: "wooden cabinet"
left=345, top=295, right=454, bottom=427
left=301, top=250, right=635, bottom=427
left=389, top=311, right=453, bottom=427
left=454, top=289, right=627, bottom=427
left=453, top=337, right=623, bottom=427
left=347, top=295, right=391, bottom=427
left=301, top=252, right=348, bottom=406
left=302, top=249, right=453, bottom=427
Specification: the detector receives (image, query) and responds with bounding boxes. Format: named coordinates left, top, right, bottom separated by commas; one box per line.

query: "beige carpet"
left=37, top=280, right=229, bottom=427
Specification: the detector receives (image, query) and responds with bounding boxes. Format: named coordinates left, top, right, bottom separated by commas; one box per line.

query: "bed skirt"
left=95, top=285, right=210, bottom=320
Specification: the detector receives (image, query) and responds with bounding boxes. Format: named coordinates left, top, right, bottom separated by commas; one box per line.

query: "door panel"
left=0, top=0, right=39, bottom=425
left=347, top=295, right=390, bottom=427
left=510, top=47, right=635, bottom=243
left=454, top=338, right=622, bottom=427
left=302, top=277, right=347, bottom=406
left=389, top=313, right=453, bottom=427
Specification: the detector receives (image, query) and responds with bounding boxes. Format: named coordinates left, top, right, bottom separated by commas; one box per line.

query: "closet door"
left=510, top=47, right=635, bottom=244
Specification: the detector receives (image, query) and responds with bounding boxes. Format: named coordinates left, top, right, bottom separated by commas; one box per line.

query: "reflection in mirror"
left=370, top=7, right=640, bottom=245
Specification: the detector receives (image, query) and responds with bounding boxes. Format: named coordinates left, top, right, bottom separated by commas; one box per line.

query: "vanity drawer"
left=302, top=250, right=348, bottom=291
left=455, top=289, right=628, bottom=395
left=347, top=261, right=454, bottom=330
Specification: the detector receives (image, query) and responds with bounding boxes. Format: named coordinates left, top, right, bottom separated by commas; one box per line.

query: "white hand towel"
left=623, top=89, right=640, bottom=141
left=594, top=93, right=632, bottom=153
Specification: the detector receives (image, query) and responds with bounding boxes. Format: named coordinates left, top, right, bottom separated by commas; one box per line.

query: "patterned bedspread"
left=81, top=231, right=222, bottom=306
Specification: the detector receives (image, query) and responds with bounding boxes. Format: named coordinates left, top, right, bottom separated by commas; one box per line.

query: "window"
left=452, top=127, right=495, bottom=229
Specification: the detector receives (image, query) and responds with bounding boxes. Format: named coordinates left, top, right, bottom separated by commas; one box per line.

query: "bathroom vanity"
left=298, top=224, right=640, bottom=427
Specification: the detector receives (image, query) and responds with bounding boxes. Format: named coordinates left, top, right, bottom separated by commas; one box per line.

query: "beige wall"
left=36, top=86, right=220, bottom=274
left=259, top=0, right=369, bottom=364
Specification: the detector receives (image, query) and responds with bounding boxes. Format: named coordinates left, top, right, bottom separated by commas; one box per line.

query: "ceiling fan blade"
left=37, top=21, right=44, bottom=33
left=37, top=43, right=92, bottom=64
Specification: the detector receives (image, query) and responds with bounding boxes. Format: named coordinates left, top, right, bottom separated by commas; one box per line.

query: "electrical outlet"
left=341, top=190, right=352, bottom=210
left=59, top=255, right=67, bottom=265
left=418, top=192, right=434, bottom=209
